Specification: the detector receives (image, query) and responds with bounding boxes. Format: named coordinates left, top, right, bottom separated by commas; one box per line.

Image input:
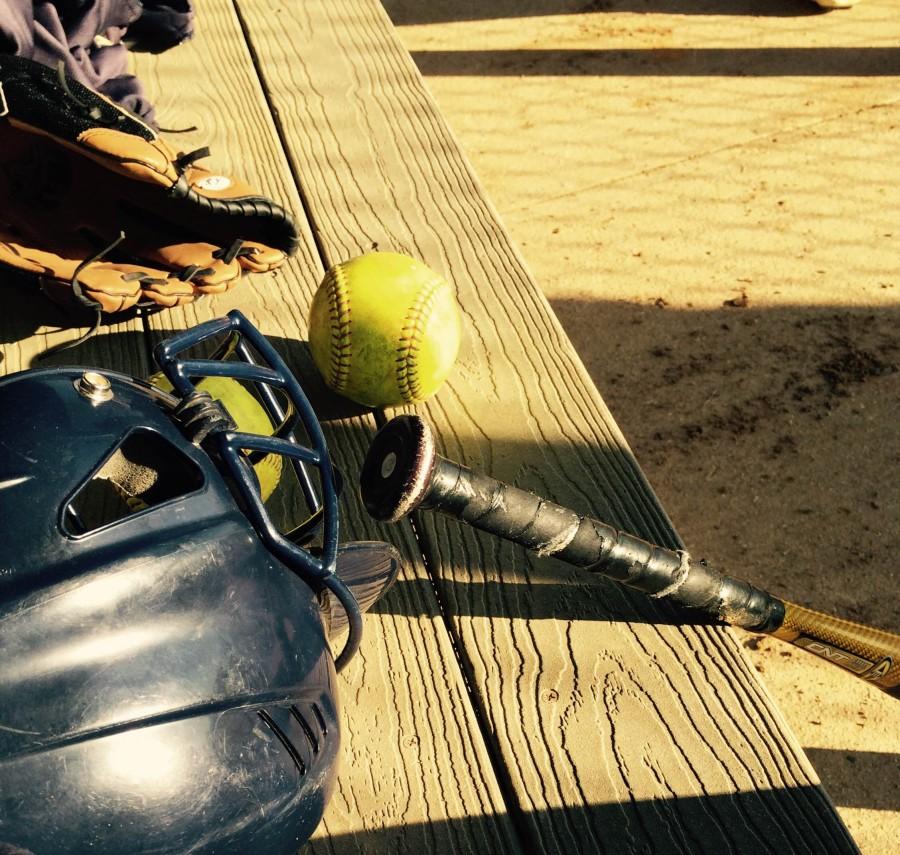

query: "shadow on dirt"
left=383, top=0, right=825, bottom=25
left=407, top=47, right=900, bottom=77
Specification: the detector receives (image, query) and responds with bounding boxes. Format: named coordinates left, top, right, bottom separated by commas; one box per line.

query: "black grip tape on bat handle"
left=360, top=416, right=783, bottom=632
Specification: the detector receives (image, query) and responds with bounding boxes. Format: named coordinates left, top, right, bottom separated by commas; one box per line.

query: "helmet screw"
left=76, top=371, right=114, bottom=402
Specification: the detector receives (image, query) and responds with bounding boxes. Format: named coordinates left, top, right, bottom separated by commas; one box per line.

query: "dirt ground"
left=383, top=1, right=899, bottom=850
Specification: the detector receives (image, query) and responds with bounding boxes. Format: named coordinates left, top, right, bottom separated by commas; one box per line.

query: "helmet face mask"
left=0, top=311, right=391, bottom=854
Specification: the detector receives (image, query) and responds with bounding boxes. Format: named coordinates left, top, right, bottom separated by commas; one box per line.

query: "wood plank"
left=235, top=1, right=859, bottom=851
left=0, top=263, right=147, bottom=374
left=132, top=3, right=519, bottom=851
left=0, top=303, right=147, bottom=378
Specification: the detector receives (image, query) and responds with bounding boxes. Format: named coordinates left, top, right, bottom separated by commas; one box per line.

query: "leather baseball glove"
left=0, top=54, right=299, bottom=316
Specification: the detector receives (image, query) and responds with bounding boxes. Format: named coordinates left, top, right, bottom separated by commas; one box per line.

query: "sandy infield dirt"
left=384, top=1, right=899, bottom=850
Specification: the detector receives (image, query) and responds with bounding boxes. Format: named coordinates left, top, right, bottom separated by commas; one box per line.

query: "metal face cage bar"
left=154, top=310, right=362, bottom=670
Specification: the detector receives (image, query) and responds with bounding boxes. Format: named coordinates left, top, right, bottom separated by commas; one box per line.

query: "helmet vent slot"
left=311, top=702, right=328, bottom=736
left=257, top=709, right=307, bottom=776
left=63, top=429, right=204, bottom=536
left=290, top=705, right=320, bottom=755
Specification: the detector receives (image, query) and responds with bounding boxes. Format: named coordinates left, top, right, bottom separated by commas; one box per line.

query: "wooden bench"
left=2, top=1, right=859, bottom=851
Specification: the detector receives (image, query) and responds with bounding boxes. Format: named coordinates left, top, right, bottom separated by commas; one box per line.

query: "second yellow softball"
left=150, top=373, right=282, bottom=501
left=308, top=252, right=462, bottom=408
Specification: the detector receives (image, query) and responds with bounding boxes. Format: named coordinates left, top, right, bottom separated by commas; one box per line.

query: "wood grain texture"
left=132, top=2, right=518, bottom=851
left=0, top=281, right=148, bottom=376
left=233, top=0, right=859, bottom=851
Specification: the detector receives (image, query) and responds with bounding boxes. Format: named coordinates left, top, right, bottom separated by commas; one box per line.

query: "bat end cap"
left=360, top=415, right=436, bottom=522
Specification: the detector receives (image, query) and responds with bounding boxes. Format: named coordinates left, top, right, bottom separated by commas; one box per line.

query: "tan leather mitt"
left=0, top=55, right=299, bottom=315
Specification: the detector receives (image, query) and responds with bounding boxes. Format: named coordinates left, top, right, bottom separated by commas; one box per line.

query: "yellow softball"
left=308, top=252, right=462, bottom=408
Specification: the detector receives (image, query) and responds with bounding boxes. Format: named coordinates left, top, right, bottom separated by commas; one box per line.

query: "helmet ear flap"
left=319, top=541, right=401, bottom=638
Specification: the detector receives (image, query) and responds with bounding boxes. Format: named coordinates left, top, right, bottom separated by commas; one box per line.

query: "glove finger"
left=44, top=264, right=147, bottom=314
left=137, top=276, right=204, bottom=309
left=236, top=241, right=288, bottom=274
left=128, top=236, right=285, bottom=288
left=131, top=242, right=242, bottom=294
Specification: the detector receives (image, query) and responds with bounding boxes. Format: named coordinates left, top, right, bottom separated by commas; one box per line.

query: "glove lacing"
left=35, top=231, right=166, bottom=361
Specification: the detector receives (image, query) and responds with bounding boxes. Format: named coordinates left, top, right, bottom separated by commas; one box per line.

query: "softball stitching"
left=324, top=263, right=352, bottom=392
left=396, top=276, right=444, bottom=402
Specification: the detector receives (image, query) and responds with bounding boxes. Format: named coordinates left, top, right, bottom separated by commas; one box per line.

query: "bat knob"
left=360, top=415, right=437, bottom=522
